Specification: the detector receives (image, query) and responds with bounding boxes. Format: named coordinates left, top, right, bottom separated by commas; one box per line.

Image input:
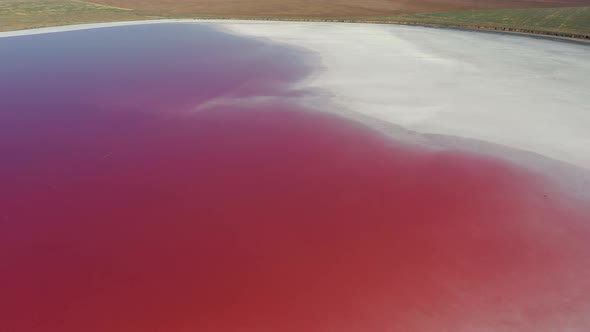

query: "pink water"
left=1, top=24, right=589, bottom=331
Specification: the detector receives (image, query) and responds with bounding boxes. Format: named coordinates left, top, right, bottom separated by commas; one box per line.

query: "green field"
left=384, top=7, right=590, bottom=36
left=0, top=0, right=152, bottom=32
left=0, top=0, right=588, bottom=39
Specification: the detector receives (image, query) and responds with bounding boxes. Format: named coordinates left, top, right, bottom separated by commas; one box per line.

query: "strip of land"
left=0, top=0, right=589, bottom=39
left=382, top=7, right=590, bottom=38
left=88, top=0, right=590, bottom=17
left=0, top=0, right=150, bottom=31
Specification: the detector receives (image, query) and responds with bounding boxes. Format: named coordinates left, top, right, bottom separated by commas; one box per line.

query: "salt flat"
left=218, top=21, right=590, bottom=172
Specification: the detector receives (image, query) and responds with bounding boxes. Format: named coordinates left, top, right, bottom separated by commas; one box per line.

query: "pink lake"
left=1, top=23, right=589, bottom=331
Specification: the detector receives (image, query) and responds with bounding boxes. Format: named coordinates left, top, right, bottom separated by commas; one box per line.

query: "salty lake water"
left=1, top=23, right=589, bottom=331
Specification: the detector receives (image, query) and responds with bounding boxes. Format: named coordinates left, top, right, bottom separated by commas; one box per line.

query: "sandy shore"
left=3, top=19, right=590, bottom=196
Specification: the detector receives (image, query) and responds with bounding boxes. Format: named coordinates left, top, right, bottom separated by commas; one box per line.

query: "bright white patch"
left=217, top=21, right=590, bottom=171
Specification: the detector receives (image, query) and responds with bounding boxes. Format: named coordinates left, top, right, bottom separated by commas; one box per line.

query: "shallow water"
left=1, top=23, right=589, bottom=331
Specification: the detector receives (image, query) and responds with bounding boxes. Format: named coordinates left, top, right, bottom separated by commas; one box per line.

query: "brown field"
left=88, top=0, right=590, bottom=17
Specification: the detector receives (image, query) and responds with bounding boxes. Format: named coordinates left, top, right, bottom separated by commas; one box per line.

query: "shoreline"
left=1, top=17, right=589, bottom=45
left=207, top=17, right=590, bottom=43
left=2, top=19, right=589, bottom=198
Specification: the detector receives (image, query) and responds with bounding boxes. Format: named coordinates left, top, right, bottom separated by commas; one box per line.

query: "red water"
left=1, top=24, right=590, bottom=331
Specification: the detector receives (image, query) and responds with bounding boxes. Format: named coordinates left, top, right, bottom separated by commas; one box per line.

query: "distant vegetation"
left=384, top=7, right=590, bottom=36
left=0, top=0, right=588, bottom=39
left=87, top=0, right=590, bottom=17
left=0, top=0, right=150, bottom=31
